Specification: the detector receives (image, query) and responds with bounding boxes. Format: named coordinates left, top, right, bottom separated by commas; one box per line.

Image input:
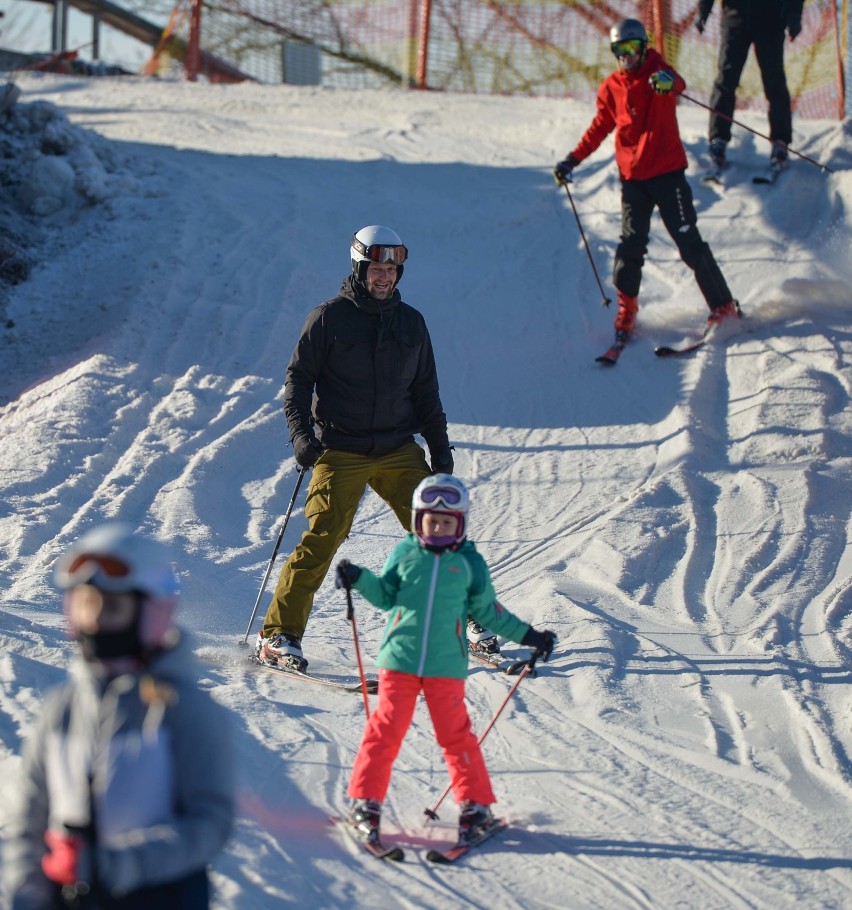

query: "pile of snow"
left=0, top=80, right=135, bottom=323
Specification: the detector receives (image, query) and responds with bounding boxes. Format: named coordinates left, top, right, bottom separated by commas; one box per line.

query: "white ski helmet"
left=350, top=224, right=408, bottom=283
left=412, top=473, right=470, bottom=550
left=55, top=522, right=179, bottom=658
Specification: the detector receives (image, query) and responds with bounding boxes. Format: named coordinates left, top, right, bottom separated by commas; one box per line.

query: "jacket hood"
left=339, top=274, right=400, bottom=315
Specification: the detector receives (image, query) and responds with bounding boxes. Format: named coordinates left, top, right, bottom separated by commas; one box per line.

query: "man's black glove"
left=521, top=627, right=556, bottom=661
left=335, top=559, right=362, bottom=591
left=553, top=155, right=579, bottom=185
left=429, top=445, right=454, bottom=475
left=293, top=434, right=323, bottom=469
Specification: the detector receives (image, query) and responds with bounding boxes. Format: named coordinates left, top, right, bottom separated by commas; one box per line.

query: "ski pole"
left=424, top=650, right=541, bottom=822
left=345, top=586, right=372, bottom=718
left=239, top=467, right=307, bottom=646
left=559, top=179, right=612, bottom=308
left=681, top=93, right=833, bottom=173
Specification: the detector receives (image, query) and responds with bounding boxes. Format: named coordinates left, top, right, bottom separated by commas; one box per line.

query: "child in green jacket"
left=335, top=474, right=555, bottom=845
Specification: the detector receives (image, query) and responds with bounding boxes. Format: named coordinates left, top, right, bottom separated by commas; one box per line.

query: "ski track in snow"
left=1, top=75, right=851, bottom=909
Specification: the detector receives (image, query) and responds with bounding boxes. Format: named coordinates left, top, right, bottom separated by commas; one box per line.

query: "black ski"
left=656, top=306, right=745, bottom=357
left=249, top=654, right=378, bottom=694
left=654, top=336, right=707, bottom=357
left=426, top=818, right=507, bottom=864
left=330, top=816, right=405, bottom=862
left=595, top=330, right=630, bottom=365
left=595, top=343, right=625, bottom=365
left=753, top=160, right=786, bottom=185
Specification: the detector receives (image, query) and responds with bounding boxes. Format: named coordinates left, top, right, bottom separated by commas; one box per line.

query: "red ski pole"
left=345, top=587, right=371, bottom=718
left=424, top=650, right=540, bottom=822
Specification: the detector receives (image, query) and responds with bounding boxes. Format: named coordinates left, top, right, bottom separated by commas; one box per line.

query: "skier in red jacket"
left=554, top=18, right=739, bottom=344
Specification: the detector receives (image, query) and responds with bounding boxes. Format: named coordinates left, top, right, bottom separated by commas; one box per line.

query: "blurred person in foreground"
left=2, top=523, right=234, bottom=910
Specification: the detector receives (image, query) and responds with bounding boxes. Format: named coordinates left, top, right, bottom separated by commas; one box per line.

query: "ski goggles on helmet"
left=611, top=38, right=644, bottom=58
left=419, top=485, right=463, bottom=508
left=58, top=553, right=131, bottom=589
left=351, top=235, right=408, bottom=265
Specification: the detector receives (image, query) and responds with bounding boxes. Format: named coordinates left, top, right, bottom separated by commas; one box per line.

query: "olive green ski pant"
left=262, top=442, right=431, bottom=641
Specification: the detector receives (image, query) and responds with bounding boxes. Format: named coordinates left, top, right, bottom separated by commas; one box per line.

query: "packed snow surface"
left=1, top=73, right=851, bottom=909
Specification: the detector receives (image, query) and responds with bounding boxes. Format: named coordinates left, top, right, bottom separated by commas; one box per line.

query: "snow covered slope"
left=1, top=73, right=851, bottom=909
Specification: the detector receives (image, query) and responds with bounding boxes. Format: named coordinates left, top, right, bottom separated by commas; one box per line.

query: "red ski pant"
left=348, top=669, right=496, bottom=806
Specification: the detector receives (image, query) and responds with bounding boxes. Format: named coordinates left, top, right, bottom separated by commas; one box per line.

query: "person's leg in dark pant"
left=708, top=8, right=752, bottom=144
left=653, top=171, right=733, bottom=310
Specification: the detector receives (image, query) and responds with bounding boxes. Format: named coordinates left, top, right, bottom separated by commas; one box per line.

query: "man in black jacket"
left=254, top=225, right=456, bottom=671
left=697, top=0, right=804, bottom=169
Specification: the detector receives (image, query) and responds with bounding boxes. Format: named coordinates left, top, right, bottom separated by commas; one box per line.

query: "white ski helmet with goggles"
left=412, top=473, right=469, bottom=550
left=350, top=224, right=408, bottom=283
left=55, top=522, right=179, bottom=659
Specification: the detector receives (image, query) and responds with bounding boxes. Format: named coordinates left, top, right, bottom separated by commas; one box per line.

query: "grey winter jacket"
left=2, top=632, right=234, bottom=909
left=284, top=276, right=450, bottom=459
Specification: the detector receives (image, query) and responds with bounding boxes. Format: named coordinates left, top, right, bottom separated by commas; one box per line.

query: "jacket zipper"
left=417, top=554, right=440, bottom=676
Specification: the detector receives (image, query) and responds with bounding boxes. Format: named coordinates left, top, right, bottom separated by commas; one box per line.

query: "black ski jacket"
left=284, top=276, right=450, bottom=459
left=698, top=0, right=803, bottom=25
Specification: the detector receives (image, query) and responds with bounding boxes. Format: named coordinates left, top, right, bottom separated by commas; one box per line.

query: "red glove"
left=41, top=829, right=85, bottom=886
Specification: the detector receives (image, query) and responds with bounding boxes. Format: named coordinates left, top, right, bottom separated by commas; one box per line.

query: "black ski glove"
left=521, top=627, right=556, bottom=661
left=335, top=559, right=362, bottom=591
left=553, top=155, right=579, bottom=185
left=293, top=433, right=323, bottom=469
left=429, top=445, right=454, bottom=475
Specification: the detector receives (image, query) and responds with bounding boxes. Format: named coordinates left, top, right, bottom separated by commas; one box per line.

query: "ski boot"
left=458, top=801, right=496, bottom=845
left=467, top=620, right=501, bottom=657
left=255, top=632, right=308, bottom=672
left=348, top=799, right=382, bottom=844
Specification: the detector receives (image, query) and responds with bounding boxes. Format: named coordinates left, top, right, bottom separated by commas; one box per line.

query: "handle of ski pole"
left=344, top=586, right=355, bottom=621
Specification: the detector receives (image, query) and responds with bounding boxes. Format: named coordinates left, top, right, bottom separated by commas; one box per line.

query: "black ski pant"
left=709, top=6, right=791, bottom=145
left=613, top=170, right=733, bottom=311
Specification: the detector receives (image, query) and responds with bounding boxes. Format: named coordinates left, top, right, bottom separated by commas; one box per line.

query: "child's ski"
left=249, top=655, right=378, bottom=694
left=330, top=816, right=405, bottom=862
left=426, top=818, right=507, bottom=864
left=468, top=647, right=533, bottom=676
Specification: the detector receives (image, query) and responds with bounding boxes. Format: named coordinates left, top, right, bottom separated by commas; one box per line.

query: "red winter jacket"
left=570, top=48, right=688, bottom=182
